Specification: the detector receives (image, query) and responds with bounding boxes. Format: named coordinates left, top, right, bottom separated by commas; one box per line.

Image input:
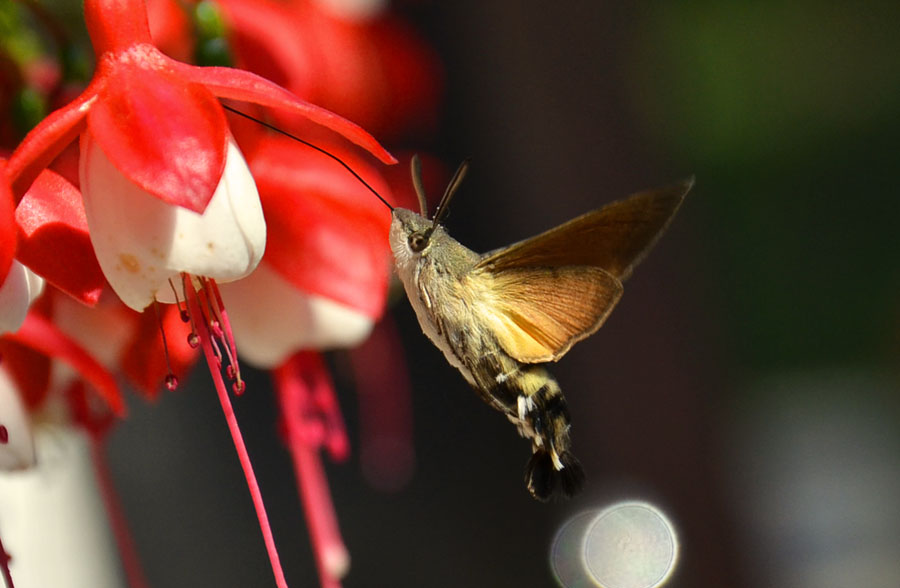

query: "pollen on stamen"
left=225, top=364, right=236, bottom=380
left=165, top=374, right=179, bottom=391
left=187, top=332, right=200, bottom=348
left=233, top=380, right=246, bottom=395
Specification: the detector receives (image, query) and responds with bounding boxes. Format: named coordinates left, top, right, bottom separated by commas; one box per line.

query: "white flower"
left=79, top=133, right=266, bottom=311
left=220, top=262, right=374, bottom=369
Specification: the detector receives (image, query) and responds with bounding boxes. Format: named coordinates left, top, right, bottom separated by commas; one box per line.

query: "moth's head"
left=390, top=208, right=435, bottom=266
left=390, top=154, right=470, bottom=268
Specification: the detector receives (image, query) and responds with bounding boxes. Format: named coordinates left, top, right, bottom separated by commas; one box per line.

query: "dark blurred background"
left=106, top=1, right=900, bottom=587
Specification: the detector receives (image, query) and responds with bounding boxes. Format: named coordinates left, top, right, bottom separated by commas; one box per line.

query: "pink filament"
left=183, top=277, right=289, bottom=588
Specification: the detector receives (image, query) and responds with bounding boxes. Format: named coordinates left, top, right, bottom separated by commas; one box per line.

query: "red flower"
left=5, top=0, right=395, bottom=312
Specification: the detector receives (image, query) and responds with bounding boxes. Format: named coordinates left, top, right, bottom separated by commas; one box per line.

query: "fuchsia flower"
left=4, top=1, right=397, bottom=586
left=7, top=0, right=393, bottom=306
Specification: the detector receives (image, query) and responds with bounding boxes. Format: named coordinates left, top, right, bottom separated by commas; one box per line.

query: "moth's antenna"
left=432, top=157, right=470, bottom=227
left=222, top=104, right=394, bottom=212
left=409, top=154, right=429, bottom=217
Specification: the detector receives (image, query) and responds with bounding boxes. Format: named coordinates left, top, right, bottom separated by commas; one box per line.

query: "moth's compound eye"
left=408, top=232, right=429, bottom=252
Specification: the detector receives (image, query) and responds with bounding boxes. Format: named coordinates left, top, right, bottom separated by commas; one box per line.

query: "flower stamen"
left=203, top=278, right=244, bottom=394
left=181, top=275, right=289, bottom=588
left=152, top=300, right=179, bottom=391
left=168, top=279, right=190, bottom=323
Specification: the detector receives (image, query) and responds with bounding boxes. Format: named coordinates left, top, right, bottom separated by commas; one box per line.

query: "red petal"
left=171, top=58, right=396, bottom=165
left=6, top=89, right=94, bottom=200
left=15, top=168, right=106, bottom=305
left=0, top=164, right=16, bottom=287
left=250, top=136, right=394, bottom=317
left=215, top=0, right=316, bottom=99
left=6, top=313, right=125, bottom=416
left=88, top=64, right=226, bottom=213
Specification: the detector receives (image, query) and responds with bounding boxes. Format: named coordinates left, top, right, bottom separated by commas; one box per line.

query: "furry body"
left=390, top=209, right=583, bottom=500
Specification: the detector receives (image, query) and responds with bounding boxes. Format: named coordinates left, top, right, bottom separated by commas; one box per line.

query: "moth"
left=389, top=156, right=691, bottom=500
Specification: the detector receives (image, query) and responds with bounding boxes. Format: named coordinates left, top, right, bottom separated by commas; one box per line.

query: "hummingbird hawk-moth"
left=389, top=156, right=691, bottom=501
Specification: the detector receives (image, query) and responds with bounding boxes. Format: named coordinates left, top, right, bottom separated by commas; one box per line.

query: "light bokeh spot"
left=582, top=501, right=678, bottom=588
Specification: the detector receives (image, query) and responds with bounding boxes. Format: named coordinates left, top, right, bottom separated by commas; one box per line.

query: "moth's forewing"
left=475, top=179, right=692, bottom=281
left=476, top=266, right=623, bottom=363
left=471, top=178, right=692, bottom=363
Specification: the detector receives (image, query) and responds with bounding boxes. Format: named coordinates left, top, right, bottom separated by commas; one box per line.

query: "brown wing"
left=475, top=266, right=623, bottom=363
left=476, top=179, right=692, bottom=281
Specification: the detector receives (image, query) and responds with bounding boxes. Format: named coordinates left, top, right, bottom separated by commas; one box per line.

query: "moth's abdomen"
left=525, top=448, right=584, bottom=501
left=500, top=367, right=584, bottom=501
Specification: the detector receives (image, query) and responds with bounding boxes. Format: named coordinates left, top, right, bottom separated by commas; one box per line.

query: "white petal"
left=0, top=426, right=123, bottom=586
left=220, top=262, right=374, bottom=369
left=0, top=366, right=36, bottom=470
left=80, top=132, right=266, bottom=311
left=0, top=260, right=45, bottom=335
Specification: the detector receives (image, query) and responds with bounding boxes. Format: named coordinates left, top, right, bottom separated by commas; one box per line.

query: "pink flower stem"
left=88, top=435, right=150, bottom=588
left=183, top=278, right=289, bottom=588
left=274, top=357, right=349, bottom=588
left=0, top=527, right=14, bottom=588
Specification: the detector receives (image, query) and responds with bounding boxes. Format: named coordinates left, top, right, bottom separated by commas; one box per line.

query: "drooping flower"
left=7, top=0, right=394, bottom=306
left=4, top=2, right=397, bottom=586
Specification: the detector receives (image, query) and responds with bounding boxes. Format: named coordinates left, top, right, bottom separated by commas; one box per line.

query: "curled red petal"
left=6, top=313, right=125, bottom=417
left=250, top=136, right=393, bottom=317
left=6, top=89, right=95, bottom=200
left=15, top=168, right=106, bottom=305
left=88, top=63, right=226, bottom=213
left=171, top=58, right=396, bottom=165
